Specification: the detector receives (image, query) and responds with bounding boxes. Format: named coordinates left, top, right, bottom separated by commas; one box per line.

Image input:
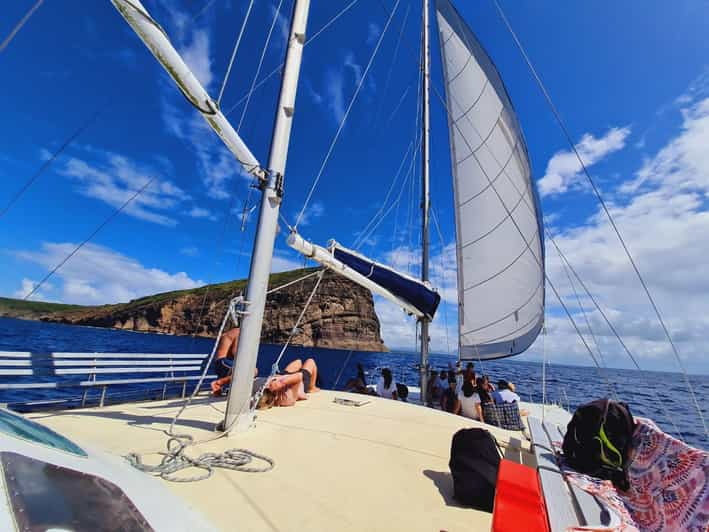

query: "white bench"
left=528, top=416, right=621, bottom=531
left=0, top=351, right=214, bottom=408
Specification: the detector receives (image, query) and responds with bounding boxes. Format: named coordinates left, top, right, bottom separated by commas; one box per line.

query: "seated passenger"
left=475, top=377, right=495, bottom=424
left=495, top=380, right=520, bottom=403
left=376, top=368, right=398, bottom=399
left=430, top=370, right=443, bottom=402
left=441, top=376, right=460, bottom=413
left=456, top=381, right=482, bottom=421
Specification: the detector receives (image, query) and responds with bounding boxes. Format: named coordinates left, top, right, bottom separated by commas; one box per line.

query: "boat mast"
left=420, top=0, right=432, bottom=404
left=223, top=0, right=311, bottom=432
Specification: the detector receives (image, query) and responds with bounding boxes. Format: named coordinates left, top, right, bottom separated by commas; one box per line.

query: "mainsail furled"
left=436, top=0, right=544, bottom=360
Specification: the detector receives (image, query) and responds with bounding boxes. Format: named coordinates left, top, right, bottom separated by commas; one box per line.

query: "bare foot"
left=211, top=381, right=223, bottom=396
left=309, top=387, right=321, bottom=393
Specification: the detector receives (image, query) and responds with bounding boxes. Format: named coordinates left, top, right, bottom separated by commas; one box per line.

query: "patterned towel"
left=553, top=418, right=709, bottom=532
left=623, top=418, right=709, bottom=532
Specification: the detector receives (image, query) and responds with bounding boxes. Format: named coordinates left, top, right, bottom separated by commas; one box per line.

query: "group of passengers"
left=208, top=327, right=519, bottom=421
left=432, top=363, right=522, bottom=424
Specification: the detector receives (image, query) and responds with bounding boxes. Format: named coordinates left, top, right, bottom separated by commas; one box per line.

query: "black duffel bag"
left=449, top=428, right=501, bottom=511
left=562, top=398, right=635, bottom=490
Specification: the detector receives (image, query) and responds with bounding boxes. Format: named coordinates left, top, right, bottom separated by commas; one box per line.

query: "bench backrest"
left=0, top=351, right=214, bottom=408
left=528, top=416, right=621, bottom=531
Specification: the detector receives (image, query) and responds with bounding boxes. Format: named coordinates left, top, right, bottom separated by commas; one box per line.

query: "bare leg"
left=283, top=359, right=303, bottom=373
left=302, top=358, right=319, bottom=392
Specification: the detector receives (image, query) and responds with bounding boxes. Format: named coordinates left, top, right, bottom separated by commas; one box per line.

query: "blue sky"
left=2, top=1, right=709, bottom=374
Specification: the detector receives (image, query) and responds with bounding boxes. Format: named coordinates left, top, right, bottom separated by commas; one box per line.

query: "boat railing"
left=0, top=351, right=213, bottom=411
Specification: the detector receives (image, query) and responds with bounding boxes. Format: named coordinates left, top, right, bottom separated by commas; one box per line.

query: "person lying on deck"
left=256, top=358, right=320, bottom=409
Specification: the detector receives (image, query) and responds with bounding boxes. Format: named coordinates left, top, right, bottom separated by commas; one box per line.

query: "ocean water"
left=1, top=317, right=707, bottom=449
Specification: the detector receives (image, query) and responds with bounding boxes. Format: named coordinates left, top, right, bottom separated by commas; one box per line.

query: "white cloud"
left=13, top=242, right=203, bottom=305
left=535, top=94, right=709, bottom=372
left=179, top=246, right=199, bottom=257
left=180, top=29, right=213, bottom=89
left=155, top=3, right=251, bottom=199
left=538, top=126, right=631, bottom=197
left=271, top=249, right=304, bottom=273
left=319, top=50, right=366, bottom=124
left=186, top=206, right=217, bottom=221
left=366, top=23, right=381, bottom=45
left=294, top=201, right=324, bottom=227
left=60, top=151, right=190, bottom=227
left=13, top=278, right=53, bottom=301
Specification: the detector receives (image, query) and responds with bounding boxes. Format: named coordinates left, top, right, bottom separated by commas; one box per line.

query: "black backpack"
left=449, top=428, right=501, bottom=511
left=562, top=398, right=635, bottom=490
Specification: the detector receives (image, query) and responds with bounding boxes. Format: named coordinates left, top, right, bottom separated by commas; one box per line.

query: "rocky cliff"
left=0, top=268, right=387, bottom=352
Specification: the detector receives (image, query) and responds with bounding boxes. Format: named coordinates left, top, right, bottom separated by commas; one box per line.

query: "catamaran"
left=0, top=0, right=707, bottom=530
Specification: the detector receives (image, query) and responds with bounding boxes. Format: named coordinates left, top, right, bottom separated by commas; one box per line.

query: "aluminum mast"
left=223, top=0, right=311, bottom=432
left=419, top=0, right=432, bottom=404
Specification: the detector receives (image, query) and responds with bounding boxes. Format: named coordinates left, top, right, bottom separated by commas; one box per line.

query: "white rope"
left=236, top=0, right=285, bottom=133
left=217, top=0, right=256, bottom=106
left=294, top=0, right=402, bottom=230
left=125, top=297, right=276, bottom=482
left=0, top=0, right=43, bottom=54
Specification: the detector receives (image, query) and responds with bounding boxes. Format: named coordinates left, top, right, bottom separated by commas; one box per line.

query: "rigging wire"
left=431, top=207, right=453, bottom=356
left=353, top=140, right=414, bottom=249
left=0, top=0, right=44, bottom=54
left=546, top=231, right=685, bottom=440
left=216, top=0, right=256, bottom=106
left=293, top=0, right=402, bottom=230
left=22, top=178, right=155, bottom=301
left=0, top=107, right=105, bottom=221
left=555, top=242, right=618, bottom=400
left=491, top=0, right=708, bottom=441
left=222, top=0, right=361, bottom=117
left=372, top=3, right=411, bottom=130
left=236, top=0, right=285, bottom=133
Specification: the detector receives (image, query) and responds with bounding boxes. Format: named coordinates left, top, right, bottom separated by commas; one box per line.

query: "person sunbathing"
left=256, top=358, right=320, bottom=409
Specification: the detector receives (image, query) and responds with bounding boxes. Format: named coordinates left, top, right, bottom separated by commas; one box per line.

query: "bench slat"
left=528, top=417, right=580, bottom=532
left=52, top=360, right=203, bottom=367
left=0, top=369, right=33, bottom=376
left=55, top=366, right=202, bottom=375
left=80, top=374, right=216, bottom=386
left=51, top=353, right=208, bottom=359
left=0, top=360, right=33, bottom=367
left=541, top=421, right=621, bottom=528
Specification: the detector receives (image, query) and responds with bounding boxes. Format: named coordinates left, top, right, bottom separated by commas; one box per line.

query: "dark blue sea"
left=1, top=317, right=707, bottom=449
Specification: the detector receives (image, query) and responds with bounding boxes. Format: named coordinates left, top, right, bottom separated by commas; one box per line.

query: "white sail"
left=436, top=0, right=544, bottom=360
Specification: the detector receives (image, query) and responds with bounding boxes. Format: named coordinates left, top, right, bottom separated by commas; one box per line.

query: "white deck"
left=27, top=390, right=545, bottom=532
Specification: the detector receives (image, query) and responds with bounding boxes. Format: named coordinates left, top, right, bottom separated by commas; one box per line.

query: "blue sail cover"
left=332, top=245, right=441, bottom=319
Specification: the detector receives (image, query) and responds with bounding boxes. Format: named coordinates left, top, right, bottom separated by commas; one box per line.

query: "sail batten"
left=436, top=0, right=544, bottom=361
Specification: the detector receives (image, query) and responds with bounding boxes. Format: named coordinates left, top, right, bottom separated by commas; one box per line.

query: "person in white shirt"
left=376, top=368, right=398, bottom=400
left=455, top=381, right=482, bottom=421
left=495, top=380, right=521, bottom=403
